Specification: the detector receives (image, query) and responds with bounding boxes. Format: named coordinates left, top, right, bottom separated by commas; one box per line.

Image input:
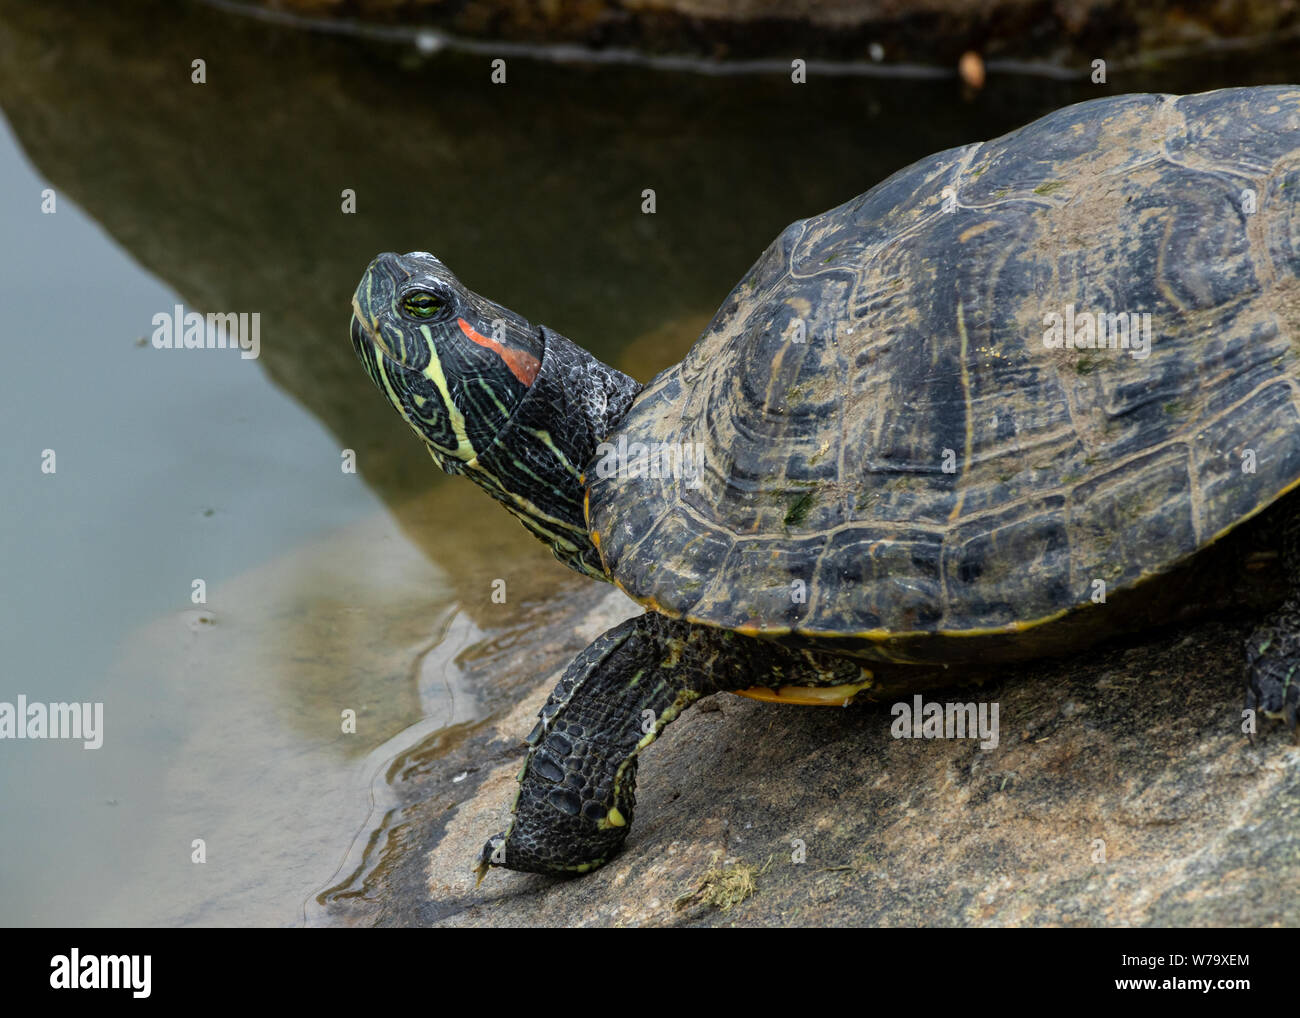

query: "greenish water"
left=0, top=0, right=1295, bottom=926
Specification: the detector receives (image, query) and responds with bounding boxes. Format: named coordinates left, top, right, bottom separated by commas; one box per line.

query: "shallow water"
left=0, top=0, right=1295, bottom=925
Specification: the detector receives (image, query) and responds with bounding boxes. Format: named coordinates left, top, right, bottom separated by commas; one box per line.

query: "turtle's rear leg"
left=1244, top=506, right=1300, bottom=734
left=1244, top=600, right=1300, bottom=733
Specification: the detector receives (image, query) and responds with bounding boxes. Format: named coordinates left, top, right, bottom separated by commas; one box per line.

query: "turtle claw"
left=473, top=834, right=506, bottom=886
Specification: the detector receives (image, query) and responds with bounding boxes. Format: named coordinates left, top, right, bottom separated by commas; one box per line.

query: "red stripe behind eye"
left=458, top=318, right=540, bottom=386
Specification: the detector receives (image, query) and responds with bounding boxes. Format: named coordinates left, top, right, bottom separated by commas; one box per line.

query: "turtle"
left=349, top=85, right=1300, bottom=879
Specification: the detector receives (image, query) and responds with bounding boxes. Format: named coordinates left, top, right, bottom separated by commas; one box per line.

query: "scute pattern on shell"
left=587, top=87, right=1300, bottom=655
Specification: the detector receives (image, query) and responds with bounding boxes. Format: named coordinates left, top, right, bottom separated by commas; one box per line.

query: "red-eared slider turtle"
left=350, top=86, right=1300, bottom=878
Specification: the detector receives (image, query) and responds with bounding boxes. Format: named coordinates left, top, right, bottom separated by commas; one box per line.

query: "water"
left=0, top=0, right=1294, bottom=925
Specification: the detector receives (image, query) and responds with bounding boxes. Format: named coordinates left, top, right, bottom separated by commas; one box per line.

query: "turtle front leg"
left=474, top=613, right=870, bottom=879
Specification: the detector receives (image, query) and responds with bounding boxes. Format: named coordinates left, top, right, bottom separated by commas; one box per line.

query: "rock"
left=236, top=0, right=1300, bottom=69
left=315, top=584, right=1299, bottom=927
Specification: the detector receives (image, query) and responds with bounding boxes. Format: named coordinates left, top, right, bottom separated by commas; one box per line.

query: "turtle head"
left=350, top=251, right=543, bottom=473
left=351, top=251, right=642, bottom=579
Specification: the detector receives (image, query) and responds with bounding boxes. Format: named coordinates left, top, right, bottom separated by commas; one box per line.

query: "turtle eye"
left=400, top=290, right=444, bottom=320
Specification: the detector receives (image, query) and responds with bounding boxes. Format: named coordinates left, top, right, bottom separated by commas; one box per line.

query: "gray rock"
left=235, top=0, right=1300, bottom=71
left=316, top=585, right=1299, bottom=927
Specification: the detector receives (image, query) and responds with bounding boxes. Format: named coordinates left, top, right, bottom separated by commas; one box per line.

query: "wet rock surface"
left=318, top=585, right=1299, bottom=927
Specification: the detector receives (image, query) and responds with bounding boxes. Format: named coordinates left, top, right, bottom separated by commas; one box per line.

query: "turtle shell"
left=586, top=86, right=1300, bottom=664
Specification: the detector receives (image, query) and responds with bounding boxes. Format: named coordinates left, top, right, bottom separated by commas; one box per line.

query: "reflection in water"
left=82, top=470, right=579, bottom=926
left=91, top=501, right=456, bottom=926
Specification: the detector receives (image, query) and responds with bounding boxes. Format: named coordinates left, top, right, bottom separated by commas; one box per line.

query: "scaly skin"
left=474, top=613, right=872, bottom=878
left=1244, top=508, right=1300, bottom=731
